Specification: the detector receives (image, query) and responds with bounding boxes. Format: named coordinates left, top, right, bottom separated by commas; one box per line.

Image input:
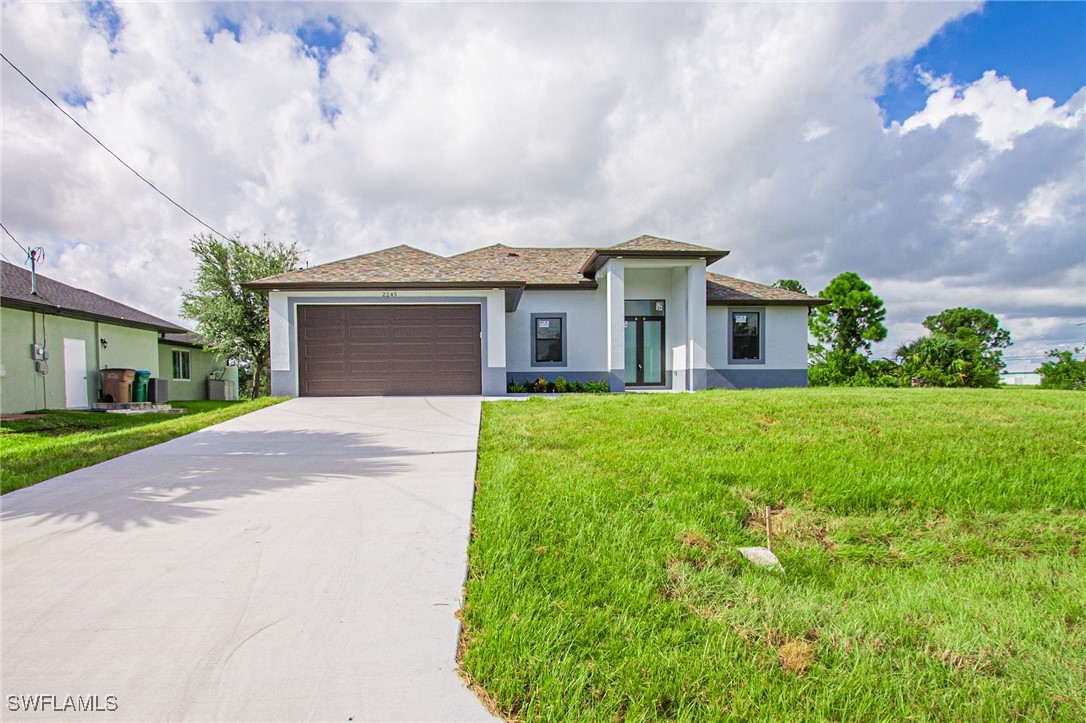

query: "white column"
left=486, top=290, right=506, bottom=369
left=686, top=261, right=707, bottom=390
left=269, top=292, right=290, bottom=372
left=605, top=260, right=625, bottom=391
left=670, top=267, right=689, bottom=390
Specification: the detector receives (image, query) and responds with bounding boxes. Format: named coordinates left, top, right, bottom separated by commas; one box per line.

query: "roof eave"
left=522, top=281, right=599, bottom=291
left=157, top=337, right=207, bottom=349
left=579, top=249, right=729, bottom=276
left=243, top=280, right=528, bottom=291
left=707, top=298, right=831, bottom=307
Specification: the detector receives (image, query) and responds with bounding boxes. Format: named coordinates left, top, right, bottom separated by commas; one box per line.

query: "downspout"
left=33, top=310, right=42, bottom=409
left=94, top=320, right=101, bottom=402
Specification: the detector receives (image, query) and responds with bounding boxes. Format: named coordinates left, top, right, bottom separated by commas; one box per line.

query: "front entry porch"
left=603, top=258, right=708, bottom=392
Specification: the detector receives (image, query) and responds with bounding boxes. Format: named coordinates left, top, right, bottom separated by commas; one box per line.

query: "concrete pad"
left=1, top=397, right=496, bottom=722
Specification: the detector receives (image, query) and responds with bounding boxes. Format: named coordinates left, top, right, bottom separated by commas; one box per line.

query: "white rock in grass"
left=738, top=546, right=784, bottom=573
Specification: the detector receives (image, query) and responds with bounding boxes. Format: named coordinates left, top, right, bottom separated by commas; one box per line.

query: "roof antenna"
left=24, top=245, right=45, bottom=295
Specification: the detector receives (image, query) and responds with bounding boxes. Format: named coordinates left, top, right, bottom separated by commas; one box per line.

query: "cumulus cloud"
left=1, top=0, right=1082, bottom=368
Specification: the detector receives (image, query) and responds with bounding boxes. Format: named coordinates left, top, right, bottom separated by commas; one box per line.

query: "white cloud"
left=1, top=0, right=1082, bottom=363
left=900, top=70, right=1084, bottom=150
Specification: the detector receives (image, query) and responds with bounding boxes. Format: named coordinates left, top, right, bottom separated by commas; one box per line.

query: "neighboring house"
left=246, top=235, right=827, bottom=397
left=157, top=332, right=228, bottom=401
left=1000, top=371, right=1042, bottom=386
left=0, top=260, right=192, bottom=414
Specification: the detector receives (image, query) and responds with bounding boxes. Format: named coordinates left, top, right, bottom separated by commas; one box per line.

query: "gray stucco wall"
left=707, top=368, right=808, bottom=389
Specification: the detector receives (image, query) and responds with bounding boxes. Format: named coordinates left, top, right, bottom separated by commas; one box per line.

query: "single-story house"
left=0, top=260, right=220, bottom=414
left=245, top=235, right=827, bottom=397
left=157, top=331, right=234, bottom=401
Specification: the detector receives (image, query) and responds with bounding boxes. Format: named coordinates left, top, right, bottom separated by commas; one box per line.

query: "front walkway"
left=1, top=397, right=495, bottom=722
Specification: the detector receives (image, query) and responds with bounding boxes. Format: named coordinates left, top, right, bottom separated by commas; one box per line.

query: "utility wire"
left=1, top=221, right=25, bottom=256
left=1, top=52, right=233, bottom=243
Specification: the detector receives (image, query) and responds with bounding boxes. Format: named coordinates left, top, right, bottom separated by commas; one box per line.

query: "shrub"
left=1037, top=348, right=1086, bottom=390
left=509, top=378, right=606, bottom=394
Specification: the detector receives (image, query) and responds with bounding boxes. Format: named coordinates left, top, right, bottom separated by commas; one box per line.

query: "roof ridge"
left=609, top=233, right=683, bottom=247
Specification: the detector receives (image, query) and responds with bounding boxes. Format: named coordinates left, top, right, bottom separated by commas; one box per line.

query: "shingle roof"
left=159, top=331, right=206, bottom=347
left=247, top=243, right=600, bottom=288
left=1, top=261, right=187, bottom=332
left=578, top=235, right=729, bottom=275
left=608, top=235, right=721, bottom=253
left=706, top=273, right=828, bottom=306
left=251, top=245, right=454, bottom=286
left=243, top=237, right=829, bottom=310
left=447, top=245, right=597, bottom=286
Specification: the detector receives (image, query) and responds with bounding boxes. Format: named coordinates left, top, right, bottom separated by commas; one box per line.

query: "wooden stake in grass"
left=766, top=506, right=773, bottom=551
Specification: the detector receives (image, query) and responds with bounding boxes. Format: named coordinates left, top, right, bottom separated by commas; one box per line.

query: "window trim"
left=171, top=349, right=192, bottom=381
left=728, top=307, right=766, bottom=365
left=530, top=312, right=567, bottom=367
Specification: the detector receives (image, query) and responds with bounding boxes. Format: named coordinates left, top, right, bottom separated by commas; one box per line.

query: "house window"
left=729, top=310, right=764, bottom=364
left=172, top=350, right=191, bottom=380
left=531, top=314, right=566, bottom=366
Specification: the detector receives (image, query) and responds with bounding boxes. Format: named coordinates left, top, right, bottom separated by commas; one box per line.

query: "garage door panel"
left=440, top=343, right=480, bottom=356
left=349, top=362, right=392, bottom=375
left=301, top=327, right=346, bottom=341
left=393, top=327, right=436, bottom=340
left=304, top=342, right=347, bottom=355
left=347, top=329, right=390, bottom=343
left=298, top=304, right=481, bottom=396
left=302, top=306, right=347, bottom=323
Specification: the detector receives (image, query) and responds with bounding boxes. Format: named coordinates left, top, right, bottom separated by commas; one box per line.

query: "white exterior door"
left=63, top=338, right=89, bottom=408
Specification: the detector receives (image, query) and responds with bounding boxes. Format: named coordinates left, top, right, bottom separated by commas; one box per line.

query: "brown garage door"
left=297, top=304, right=481, bottom=396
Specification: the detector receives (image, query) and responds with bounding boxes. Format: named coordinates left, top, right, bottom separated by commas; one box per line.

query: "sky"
left=2, top=1, right=1084, bottom=371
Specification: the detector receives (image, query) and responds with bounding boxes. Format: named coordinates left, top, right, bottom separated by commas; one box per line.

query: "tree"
left=922, top=307, right=1011, bottom=378
left=895, top=333, right=998, bottom=387
left=889, top=307, right=1010, bottom=388
left=772, top=279, right=808, bottom=295
left=808, top=272, right=888, bottom=383
left=180, top=234, right=302, bottom=398
left=1036, top=348, right=1086, bottom=390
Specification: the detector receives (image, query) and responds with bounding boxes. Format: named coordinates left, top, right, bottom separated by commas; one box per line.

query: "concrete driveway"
left=1, top=397, right=496, bottom=722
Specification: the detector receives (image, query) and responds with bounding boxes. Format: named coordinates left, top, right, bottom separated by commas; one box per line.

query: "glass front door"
left=624, top=316, right=665, bottom=386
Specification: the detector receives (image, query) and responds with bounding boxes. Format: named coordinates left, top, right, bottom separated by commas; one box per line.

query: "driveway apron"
left=1, top=397, right=496, bottom=722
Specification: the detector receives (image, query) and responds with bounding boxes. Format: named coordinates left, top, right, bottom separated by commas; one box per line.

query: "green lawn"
left=462, top=388, right=1086, bottom=721
left=1, top=398, right=286, bottom=494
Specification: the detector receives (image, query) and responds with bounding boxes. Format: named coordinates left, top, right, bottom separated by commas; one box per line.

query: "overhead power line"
left=1, top=221, right=27, bottom=259
left=1, top=52, right=232, bottom=242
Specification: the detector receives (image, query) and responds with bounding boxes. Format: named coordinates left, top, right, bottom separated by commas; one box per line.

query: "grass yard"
left=1, top=398, right=286, bottom=494
left=462, top=388, right=1086, bottom=721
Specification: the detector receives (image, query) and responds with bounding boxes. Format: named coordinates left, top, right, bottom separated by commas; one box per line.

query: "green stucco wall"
left=98, top=322, right=160, bottom=378
left=157, top=344, right=223, bottom=400
left=1, top=307, right=162, bottom=415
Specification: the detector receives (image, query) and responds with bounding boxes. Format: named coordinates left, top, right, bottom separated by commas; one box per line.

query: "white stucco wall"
left=706, top=305, right=809, bottom=370
left=505, top=287, right=609, bottom=376
left=623, top=260, right=705, bottom=390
